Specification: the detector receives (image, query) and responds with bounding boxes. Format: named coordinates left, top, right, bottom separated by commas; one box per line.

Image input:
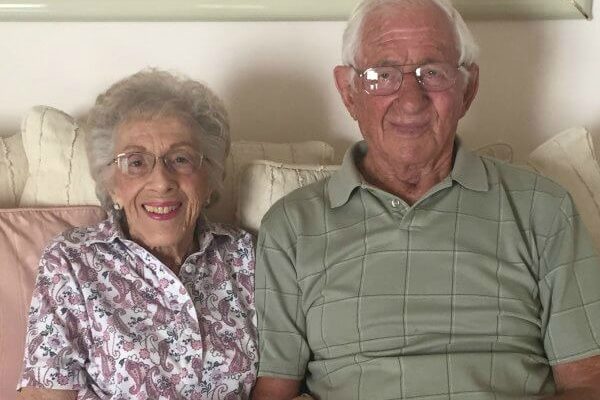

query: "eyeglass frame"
left=109, top=149, right=205, bottom=178
left=350, top=62, right=465, bottom=96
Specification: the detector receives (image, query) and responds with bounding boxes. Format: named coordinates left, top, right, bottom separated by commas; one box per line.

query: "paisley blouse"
left=18, top=214, right=257, bottom=399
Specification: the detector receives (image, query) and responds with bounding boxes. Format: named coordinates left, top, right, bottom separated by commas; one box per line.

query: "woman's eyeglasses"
left=110, top=149, right=204, bottom=178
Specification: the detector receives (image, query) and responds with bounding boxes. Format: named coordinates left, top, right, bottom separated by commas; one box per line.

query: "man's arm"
left=251, top=377, right=303, bottom=400
left=17, top=388, right=77, bottom=400
left=543, top=355, right=600, bottom=399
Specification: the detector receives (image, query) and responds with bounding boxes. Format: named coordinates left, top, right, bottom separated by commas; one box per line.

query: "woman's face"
left=108, top=116, right=211, bottom=253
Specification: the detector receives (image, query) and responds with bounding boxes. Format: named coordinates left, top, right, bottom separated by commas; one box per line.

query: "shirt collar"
left=84, top=211, right=237, bottom=252
left=327, top=139, right=489, bottom=208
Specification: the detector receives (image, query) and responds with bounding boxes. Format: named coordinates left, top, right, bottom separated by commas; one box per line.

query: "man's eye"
left=378, top=72, right=391, bottom=80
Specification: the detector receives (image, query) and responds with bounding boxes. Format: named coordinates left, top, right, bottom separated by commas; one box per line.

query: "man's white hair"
left=341, top=0, right=479, bottom=67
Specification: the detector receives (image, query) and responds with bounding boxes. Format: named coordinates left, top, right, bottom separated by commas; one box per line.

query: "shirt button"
left=391, top=199, right=401, bottom=208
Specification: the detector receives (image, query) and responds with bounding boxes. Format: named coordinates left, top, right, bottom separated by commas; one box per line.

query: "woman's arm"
left=17, top=388, right=77, bottom=400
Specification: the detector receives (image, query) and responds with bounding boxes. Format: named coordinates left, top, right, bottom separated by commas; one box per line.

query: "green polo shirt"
left=256, top=141, right=600, bottom=400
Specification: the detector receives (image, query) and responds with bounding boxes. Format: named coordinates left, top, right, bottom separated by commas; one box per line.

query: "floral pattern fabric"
left=18, top=214, right=257, bottom=399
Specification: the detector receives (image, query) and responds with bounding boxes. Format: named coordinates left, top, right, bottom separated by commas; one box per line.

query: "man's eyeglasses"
left=352, top=62, right=463, bottom=96
left=110, top=149, right=204, bottom=178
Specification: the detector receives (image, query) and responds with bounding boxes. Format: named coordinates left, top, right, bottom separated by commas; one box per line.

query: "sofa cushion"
left=0, top=133, right=28, bottom=207
left=0, top=206, right=106, bottom=400
left=19, top=106, right=99, bottom=207
left=528, top=126, right=600, bottom=252
left=237, top=160, right=339, bottom=233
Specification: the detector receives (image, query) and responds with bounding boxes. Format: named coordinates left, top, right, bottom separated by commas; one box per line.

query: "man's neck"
left=359, top=149, right=454, bottom=205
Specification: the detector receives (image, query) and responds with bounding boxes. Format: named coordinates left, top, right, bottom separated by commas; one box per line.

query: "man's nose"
left=393, top=72, right=430, bottom=113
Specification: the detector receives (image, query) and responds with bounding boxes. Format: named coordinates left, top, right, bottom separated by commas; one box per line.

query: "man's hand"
left=252, top=377, right=303, bottom=400
left=544, top=355, right=600, bottom=399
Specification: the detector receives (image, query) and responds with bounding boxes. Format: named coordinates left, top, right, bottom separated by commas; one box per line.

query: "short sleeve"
left=538, top=193, right=600, bottom=365
left=18, top=240, right=90, bottom=391
left=255, top=203, right=310, bottom=380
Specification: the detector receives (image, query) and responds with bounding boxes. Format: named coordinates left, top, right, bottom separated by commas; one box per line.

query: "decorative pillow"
left=196, top=141, right=333, bottom=223
left=0, top=206, right=106, bottom=400
left=19, top=106, right=99, bottom=207
left=237, top=160, right=339, bottom=233
left=528, top=126, right=600, bottom=251
left=0, top=133, right=28, bottom=207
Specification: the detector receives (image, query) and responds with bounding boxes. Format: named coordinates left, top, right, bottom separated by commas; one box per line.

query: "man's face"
left=335, top=3, right=478, bottom=169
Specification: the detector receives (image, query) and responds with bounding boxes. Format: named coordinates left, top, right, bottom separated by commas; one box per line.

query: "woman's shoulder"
left=46, top=216, right=115, bottom=251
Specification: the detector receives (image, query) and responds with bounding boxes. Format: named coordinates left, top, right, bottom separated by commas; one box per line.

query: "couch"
left=1, top=105, right=600, bottom=399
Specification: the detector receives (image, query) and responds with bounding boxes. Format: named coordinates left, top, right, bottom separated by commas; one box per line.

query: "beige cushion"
left=19, top=106, right=99, bottom=207
left=528, top=126, right=600, bottom=252
left=0, top=206, right=106, bottom=400
left=237, top=160, right=339, bottom=233
left=190, top=140, right=333, bottom=223
left=0, top=133, right=27, bottom=207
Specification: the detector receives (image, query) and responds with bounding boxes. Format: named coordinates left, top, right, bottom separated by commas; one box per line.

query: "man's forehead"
left=361, top=2, right=454, bottom=39
left=358, top=5, right=458, bottom=62
left=366, top=26, right=444, bottom=43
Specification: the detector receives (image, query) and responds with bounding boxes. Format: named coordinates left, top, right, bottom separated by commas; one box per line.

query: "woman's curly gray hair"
left=85, top=68, right=230, bottom=209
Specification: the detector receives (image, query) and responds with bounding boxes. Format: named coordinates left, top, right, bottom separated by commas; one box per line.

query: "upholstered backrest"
left=7, top=106, right=335, bottom=227
left=235, top=143, right=516, bottom=234
left=0, top=206, right=106, bottom=400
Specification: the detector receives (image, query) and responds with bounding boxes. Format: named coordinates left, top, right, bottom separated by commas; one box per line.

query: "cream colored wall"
left=1, top=1, right=599, bottom=162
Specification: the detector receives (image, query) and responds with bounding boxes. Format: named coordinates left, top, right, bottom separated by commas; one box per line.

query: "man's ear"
left=333, top=65, right=359, bottom=120
left=460, top=63, right=479, bottom=118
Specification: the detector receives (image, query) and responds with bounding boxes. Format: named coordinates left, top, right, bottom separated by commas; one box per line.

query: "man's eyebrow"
left=373, top=57, right=443, bottom=67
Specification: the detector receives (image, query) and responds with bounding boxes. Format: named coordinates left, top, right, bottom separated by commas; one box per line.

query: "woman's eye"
left=173, top=155, right=192, bottom=164
left=127, top=155, right=147, bottom=168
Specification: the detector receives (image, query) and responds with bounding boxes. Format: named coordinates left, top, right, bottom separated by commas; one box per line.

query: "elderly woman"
left=17, top=69, right=257, bottom=399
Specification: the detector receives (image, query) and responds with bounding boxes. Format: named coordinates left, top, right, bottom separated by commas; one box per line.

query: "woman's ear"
left=103, top=172, right=120, bottom=208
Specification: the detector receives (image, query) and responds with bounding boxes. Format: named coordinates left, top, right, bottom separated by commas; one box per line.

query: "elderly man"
left=252, top=0, right=600, bottom=399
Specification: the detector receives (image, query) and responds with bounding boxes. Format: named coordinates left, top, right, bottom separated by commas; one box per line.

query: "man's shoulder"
left=480, top=156, right=569, bottom=199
